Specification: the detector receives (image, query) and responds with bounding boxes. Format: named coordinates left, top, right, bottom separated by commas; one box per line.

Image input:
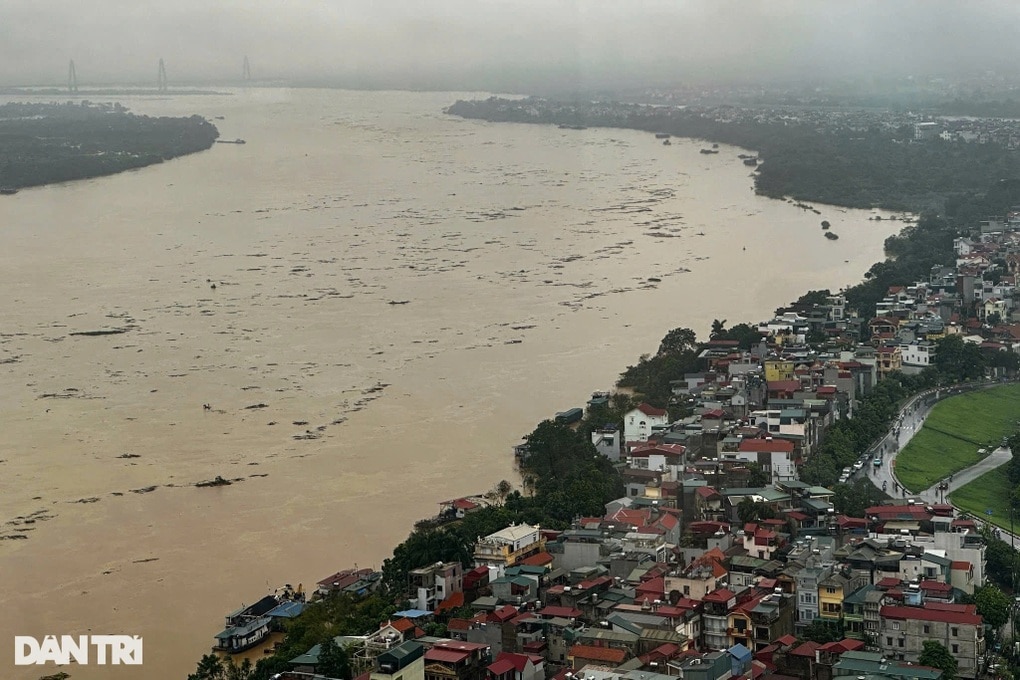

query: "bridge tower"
left=68, top=60, right=78, bottom=93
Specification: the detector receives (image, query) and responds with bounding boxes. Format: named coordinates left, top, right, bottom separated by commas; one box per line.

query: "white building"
left=624, top=403, right=669, bottom=443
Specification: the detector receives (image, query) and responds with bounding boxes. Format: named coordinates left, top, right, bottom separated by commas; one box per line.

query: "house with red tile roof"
left=625, top=403, right=669, bottom=443
left=568, top=644, right=628, bottom=668
left=486, top=652, right=544, bottom=680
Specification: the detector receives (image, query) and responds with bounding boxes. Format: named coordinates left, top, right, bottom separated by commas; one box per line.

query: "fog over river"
left=0, top=88, right=900, bottom=678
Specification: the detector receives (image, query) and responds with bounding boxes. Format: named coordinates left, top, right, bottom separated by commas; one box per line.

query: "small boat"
left=662, top=139, right=671, bottom=146
left=558, top=124, right=587, bottom=130
left=696, top=231, right=706, bottom=236
left=0, top=187, right=17, bottom=195
left=825, top=232, right=839, bottom=240
left=699, top=148, right=719, bottom=154
left=654, top=133, right=671, bottom=139
left=743, top=158, right=758, bottom=166
left=216, top=138, right=246, bottom=145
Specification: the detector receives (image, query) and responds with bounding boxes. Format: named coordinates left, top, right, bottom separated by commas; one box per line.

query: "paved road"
left=859, top=381, right=1019, bottom=541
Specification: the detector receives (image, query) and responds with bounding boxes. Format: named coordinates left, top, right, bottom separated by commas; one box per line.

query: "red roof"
left=452, top=498, right=480, bottom=510
left=569, top=644, right=627, bottom=664
left=738, top=438, right=794, bottom=453
left=767, top=380, right=801, bottom=393
left=427, top=648, right=471, bottom=664
left=495, top=652, right=542, bottom=673
left=448, top=618, right=471, bottom=631
left=391, top=618, right=416, bottom=633
left=774, top=634, right=797, bottom=647
left=951, top=560, right=972, bottom=571
left=489, top=605, right=519, bottom=623
left=696, top=486, right=720, bottom=499
left=703, top=587, right=736, bottom=603
left=538, top=606, right=582, bottom=619
left=818, top=639, right=865, bottom=654
left=880, top=604, right=981, bottom=625
left=790, top=641, right=821, bottom=658
left=637, top=403, right=668, bottom=417
left=436, top=591, right=465, bottom=614
left=519, top=552, right=554, bottom=567
left=488, top=660, right=516, bottom=676
left=876, top=577, right=902, bottom=589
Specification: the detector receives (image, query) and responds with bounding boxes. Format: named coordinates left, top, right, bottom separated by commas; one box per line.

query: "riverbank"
left=0, top=88, right=902, bottom=680
left=0, top=101, right=218, bottom=190
left=445, top=96, right=1020, bottom=212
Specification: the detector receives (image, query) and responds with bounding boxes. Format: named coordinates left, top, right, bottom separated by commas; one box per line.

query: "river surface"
left=0, top=88, right=901, bottom=679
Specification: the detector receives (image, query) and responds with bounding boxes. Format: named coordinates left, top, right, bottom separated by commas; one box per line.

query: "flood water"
left=0, top=88, right=900, bottom=679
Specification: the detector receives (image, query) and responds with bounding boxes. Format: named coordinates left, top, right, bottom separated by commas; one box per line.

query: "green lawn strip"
left=895, top=429, right=982, bottom=492
left=922, top=384, right=1020, bottom=444
left=895, top=385, right=1020, bottom=492
left=950, top=468, right=1016, bottom=533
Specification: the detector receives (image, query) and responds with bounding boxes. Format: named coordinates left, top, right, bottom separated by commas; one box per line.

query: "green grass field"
left=895, top=384, right=1020, bottom=492
left=949, top=468, right=1016, bottom=533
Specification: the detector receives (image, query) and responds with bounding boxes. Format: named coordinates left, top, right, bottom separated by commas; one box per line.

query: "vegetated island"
left=445, top=96, right=1020, bottom=213
left=0, top=101, right=219, bottom=190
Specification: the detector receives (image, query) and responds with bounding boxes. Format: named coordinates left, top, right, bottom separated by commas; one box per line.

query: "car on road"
left=873, top=457, right=882, bottom=467
left=839, top=472, right=850, bottom=483
left=853, top=461, right=864, bottom=471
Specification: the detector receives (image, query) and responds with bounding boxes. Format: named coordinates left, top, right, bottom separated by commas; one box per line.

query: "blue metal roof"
left=267, top=600, right=306, bottom=618
left=392, top=609, right=433, bottom=619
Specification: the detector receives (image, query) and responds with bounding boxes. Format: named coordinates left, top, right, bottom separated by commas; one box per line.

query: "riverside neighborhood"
left=194, top=210, right=1020, bottom=680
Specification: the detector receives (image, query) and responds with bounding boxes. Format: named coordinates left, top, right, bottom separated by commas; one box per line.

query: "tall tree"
left=188, top=654, right=225, bottom=680
left=918, top=641, right=957, bottom=680
left=317, top=637, right=350, bottom=680
left=975, top=584, right=1011, bottom=630
left=657, top=327, right=697, bottom=357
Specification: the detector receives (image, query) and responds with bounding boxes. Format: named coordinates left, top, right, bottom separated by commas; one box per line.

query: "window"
left=683, top=585, right=690, bottom=595
left=891, top=621, right=900, bottom=630
left=826, top=587, right=836, bottom=594
left=923, top=624, right=930, bottom=634
left=898, top=639, right=904, bottom=648
left=886, top=637, right=893, bottom=646
left=952, top=627, right=959, bottom=637
left=952, top=644, right=959, bottom=654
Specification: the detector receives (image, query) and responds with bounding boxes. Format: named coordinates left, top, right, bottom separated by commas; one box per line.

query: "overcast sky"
left=3, top=1, right=1020, bottom=91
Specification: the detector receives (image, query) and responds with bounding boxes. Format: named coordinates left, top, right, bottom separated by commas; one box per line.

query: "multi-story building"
left=409, top=562, right=463, bottom=612
left=818, top=572, right=851, bottom=622
left=878, top=603, right=985, bottom=679
left=794, top=562, right=832, bottom=628
left=473, top=524, right=545, bottom=578
left=701, top=588, right=736, bottom=651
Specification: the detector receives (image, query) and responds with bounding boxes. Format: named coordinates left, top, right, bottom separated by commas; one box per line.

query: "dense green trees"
left=0, top=102, right=218, bottom=189
left=619, top=326, right=702, bottom=409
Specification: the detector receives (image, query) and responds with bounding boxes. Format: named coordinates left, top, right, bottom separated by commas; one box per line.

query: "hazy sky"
left=3, top=0, right=1020, bottom=91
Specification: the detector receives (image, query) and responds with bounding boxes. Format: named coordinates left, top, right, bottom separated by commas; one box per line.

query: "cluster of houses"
left=219, top=217, right=1020, bottom=680
left=264, top=491, right=988, bottom=680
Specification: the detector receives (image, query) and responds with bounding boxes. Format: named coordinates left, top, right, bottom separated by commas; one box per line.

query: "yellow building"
left=818, top=573, right=850, bottom=621
left=473, top=523, right=545, bottom=576
left=764, top=360, right=795, bottom=383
